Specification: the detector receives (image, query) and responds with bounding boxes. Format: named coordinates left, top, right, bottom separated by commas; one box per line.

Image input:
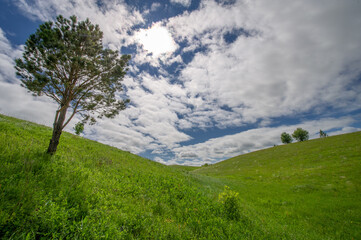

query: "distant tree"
left=292, top=128, right=309, bottom=142
left=319, top=129, right=328, bottom=138
left=15, top=15, right=131, bottom=155
left=281, top=132, right=293, bottom=144
left=74, top=122, right=84, bottom=136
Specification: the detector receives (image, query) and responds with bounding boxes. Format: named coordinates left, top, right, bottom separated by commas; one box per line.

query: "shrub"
left=218, top=186, right=240, bottom=220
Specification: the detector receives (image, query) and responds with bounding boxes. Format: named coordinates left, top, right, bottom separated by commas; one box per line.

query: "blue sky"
left=1, top=0, right=361, bottom=165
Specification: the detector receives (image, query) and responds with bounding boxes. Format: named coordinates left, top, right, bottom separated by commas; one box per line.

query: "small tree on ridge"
left=15, top=15, right=131, bottom=154
left=281, top=132, right=293, bottom=144
left=319, top=129, right=328, bottom=138
left=292, top=128, right=309, bottom=142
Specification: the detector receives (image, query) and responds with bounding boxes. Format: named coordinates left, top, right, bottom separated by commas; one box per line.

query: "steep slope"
left=195, top=131, right=361, bottom=239
left=0, top=114, right=261, bottom=239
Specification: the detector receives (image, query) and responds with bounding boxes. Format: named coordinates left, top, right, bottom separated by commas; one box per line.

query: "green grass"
left=1, top=113, right=360, bottom=239
left=168, top=165, right=201, bottom=172
left=195, top=131, right=361, bottom=239
left=0, top=114, right=260, bottom=239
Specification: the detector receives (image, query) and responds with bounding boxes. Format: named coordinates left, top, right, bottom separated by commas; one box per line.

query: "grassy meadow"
left=195, top=131, right=361, bottom=239
left=0, top=113, right=360, bottom=239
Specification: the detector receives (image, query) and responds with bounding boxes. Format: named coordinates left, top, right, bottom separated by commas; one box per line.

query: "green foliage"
left=292, top=128, right=309, bottom=142
left=15, top=15, right=131, bottom=154
left=280, top=132, right=293, bottom=144
left=15, top=15, right=130, bottom=124
left=219, top=186, right=241, bottom=220
left=74, top=122, right=84, bottom=135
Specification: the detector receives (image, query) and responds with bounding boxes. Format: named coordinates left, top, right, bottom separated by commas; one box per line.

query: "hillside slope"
left=195, top=131, right=361, bottom=239
left=0, top=114, right=266, bottom=239
left=1, top=114, right=360, bottom=239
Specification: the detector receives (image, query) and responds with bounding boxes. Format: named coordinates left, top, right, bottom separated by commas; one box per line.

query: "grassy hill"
left=195, top=131, right=361, bottom=239
left=0, top=114, right=252, bottom=239
left=169, top=165, right=200, bottom=172
left=1, top=113, right=360, bottom=239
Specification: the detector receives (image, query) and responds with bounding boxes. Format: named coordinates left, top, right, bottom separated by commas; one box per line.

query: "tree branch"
left=43, top=91, right=61, bottom=104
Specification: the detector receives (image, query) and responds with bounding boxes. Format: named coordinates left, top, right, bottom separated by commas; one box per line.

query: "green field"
left=195, top=131, right=361, bottom=239
left=1, top=114, right=360, bottom=239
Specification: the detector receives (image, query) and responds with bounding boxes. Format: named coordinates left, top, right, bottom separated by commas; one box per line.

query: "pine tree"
left=15, top=15, right=131, bottom=154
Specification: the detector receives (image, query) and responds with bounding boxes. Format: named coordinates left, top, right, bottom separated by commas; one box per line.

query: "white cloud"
left=167, top=0, right=361, bottom=128
left=13, top=0, right=144, bottom=49
left=170, top=0, right=192, bottom=7
left=154, top=156, right=168, bottom=165
left=150, top=2, right=162, bottom=12
left=167, top=0, right=248, bottom=41
left=0, top=81, right=57, bottom=126
left=123, top=73, right=192, bottom=149
left=67, top=72, right=193, bottom=155
left=86, top=117, right=156, bottom=154
left=0, top=29, right=23, bottom=83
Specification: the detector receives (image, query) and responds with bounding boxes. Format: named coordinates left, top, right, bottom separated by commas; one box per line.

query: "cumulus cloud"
left=86, top=117, right=156, bottom=153
left=167, top=0, right=361, bottom=128
left=13, top=0, right=144, bottom=49
left=123, top=73, right=192, bottom=148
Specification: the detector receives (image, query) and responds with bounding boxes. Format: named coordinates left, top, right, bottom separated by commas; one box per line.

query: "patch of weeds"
left=218, top=186, right=241, bottom=221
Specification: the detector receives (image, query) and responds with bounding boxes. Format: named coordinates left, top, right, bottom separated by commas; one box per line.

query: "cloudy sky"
left=1, top=0, right=361, bottom=165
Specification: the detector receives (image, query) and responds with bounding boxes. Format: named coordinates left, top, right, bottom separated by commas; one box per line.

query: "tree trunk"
left=47, top=106, right=68, bottom=155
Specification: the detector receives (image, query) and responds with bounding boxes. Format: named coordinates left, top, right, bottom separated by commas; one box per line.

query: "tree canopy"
left=292, top=128, right=309, bottom=142
left=15, top=15, right=131, bottom=154
left=281, top=132, right=293, bottom=144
